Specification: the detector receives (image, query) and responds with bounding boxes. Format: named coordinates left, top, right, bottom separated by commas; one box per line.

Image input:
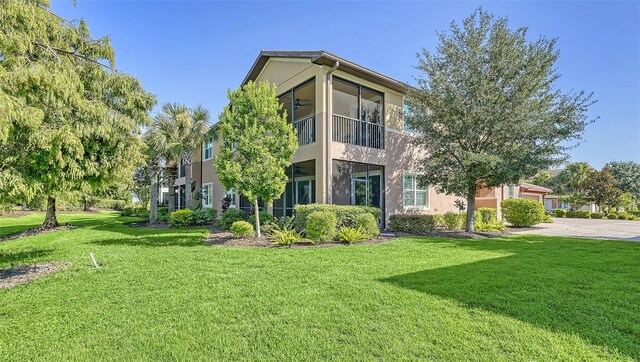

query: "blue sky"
left=51, top=1, right=639, bottom=168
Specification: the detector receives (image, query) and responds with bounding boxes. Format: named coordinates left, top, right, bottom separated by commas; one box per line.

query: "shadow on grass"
left=89, top=231, right=207, bottom=248
left=382, top=236, right=640, bottom=359
left=0, top=249, right=54, bottom=267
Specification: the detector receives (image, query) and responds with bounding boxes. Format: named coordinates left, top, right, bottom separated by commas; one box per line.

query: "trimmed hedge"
left=591, top=212, right=604, bottom=219
left=477, top=208, right=497, bottom=223
left=442, top=212, right=464, bottom=230
left=305, top=211, right=337, bottom=243
left=219, top=208, right=246, bottom=230
left=388, top=214, right=437, bottom=234
left=170, top=209, right=193, bottom=228
left=565, top=210, right=577, bottom=218
left=230, top=221, right=254, bottom=237
left=575, top=210, right=591, bottom=219
left=294, top=204, right=381, bottom=230
left=355, top=213, right=380, bottom=239
left=554, top=209, right=567, bottom=218
left=192, top=208, right=217, bottom=225
left=248, top=211, right=273, bottom=226
left=501, top=199, right=545, bottom=227
left=606, top=213, right=619, bottom=220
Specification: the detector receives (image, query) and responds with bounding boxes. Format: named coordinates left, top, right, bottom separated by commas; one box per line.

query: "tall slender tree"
left=149, top=103, right=210, bottom=210
left=0, top=0, right=156, bottom=227
left=215, top=81, right=298, bottom=237
left=406, top=8, right=595, bottom=231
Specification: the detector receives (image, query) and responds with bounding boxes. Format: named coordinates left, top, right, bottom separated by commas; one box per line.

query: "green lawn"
left=1, top=212, right=638, bottom=361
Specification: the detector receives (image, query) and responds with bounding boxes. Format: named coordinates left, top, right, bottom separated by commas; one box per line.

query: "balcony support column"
left=326, top=61, right=339, bottom=204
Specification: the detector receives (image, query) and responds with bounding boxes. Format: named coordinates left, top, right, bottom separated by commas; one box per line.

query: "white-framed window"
left=201, top=183, right=213, bottom=208
left=508, top=186, right=517, bottom=198
left=403, top=173, right=429, bottom=209
left=224, top=189, right=236, bottom=208
left=403, top=101, right=415, bottom=133
left=203, top=137, right=213, bottom=160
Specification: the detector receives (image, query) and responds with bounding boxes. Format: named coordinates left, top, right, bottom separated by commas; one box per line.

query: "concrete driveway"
left=511, top=217, right=640, bottom=241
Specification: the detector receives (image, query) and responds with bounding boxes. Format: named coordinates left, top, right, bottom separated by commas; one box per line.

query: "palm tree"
left=558, top=162, right=594, bottom=194
left=149, top=103, right=211, bottom=210
left=141, top=133, right=162, bottom=223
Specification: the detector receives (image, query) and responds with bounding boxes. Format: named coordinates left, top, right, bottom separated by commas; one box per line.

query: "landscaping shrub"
left=170, top=209, right=194, bottom=228
left=565, top=210, right=576, bottom=218
left=336, top=226, right=366, bottom=244
left=590, top=212, right=604, bottom=219
left=355, top=213, right=380, bottom=239
left=270, top=219, right=304, bottom=246
left=133, top=207, right=147, bottom=216
left=575, top=210, right=591, bottom=219
left=542, top=214, right=553, bottom=223
left=474, top=219, right=506, bottom=232
left=230, top=221, right=255, bottom=237
left=554, top=209, right=567, bottom=218
left=501, top=199, right=545, bottom=227
left=192, top=208, right=217, bottom=225
left=388, top=214, right=437, bottom=234
left=606, top=213, right=618, bottom=220
left=158, top=213, right=170, bottom=223
left=121, top=207, right=134, bottom=217
left=617, top=212, right=629, bottom=220
left=442, top=212, right=464, bottom=230
left=294, top=204, right=381, bottom=230
left=248, top=211, right=273, bottom=226
left=305, top=211, right=337, bottom=243
left=477, top=208, right=497, bottom=222
left=219, top=208, right=246, bottom=230
left=158, top=207, right=169, bottom=216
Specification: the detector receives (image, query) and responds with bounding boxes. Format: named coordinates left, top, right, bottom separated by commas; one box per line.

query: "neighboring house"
left=174, top=50, right=463, bottom=226
left=544, top=195, right=597, bottom=212
left=476, top=182, right=552, bottom=218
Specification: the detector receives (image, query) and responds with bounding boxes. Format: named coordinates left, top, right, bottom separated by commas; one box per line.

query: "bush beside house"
left=501, top=199, right=545, bottom=227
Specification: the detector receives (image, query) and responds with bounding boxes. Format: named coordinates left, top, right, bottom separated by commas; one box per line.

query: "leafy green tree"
left=0, top=0, right=156, bottom=227
left=555, top=162, right=594, bottom=194
left=215, top=81, right=298, bottom=237
left=560, top=192, right=589, bottom=211
left=528, top=171, right=553, bottom=188
left=605, top=161, right=640, bottom=201
left=585, top=167, right=621, bottom=211
left=149, top=103, right=210, bottom=210
left=615, top=192, right=634, bottom=211
left=406, top=8, right=595, bottom=231
left=141, top=134, right=163, bottom=223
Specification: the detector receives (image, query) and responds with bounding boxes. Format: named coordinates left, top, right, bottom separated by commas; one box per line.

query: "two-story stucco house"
left=174, top=50, right=467, bottom=226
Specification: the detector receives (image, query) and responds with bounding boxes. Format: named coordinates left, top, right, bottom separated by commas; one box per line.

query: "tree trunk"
left=254, top=200, right=261, bottom=238
left=82, top=194, right=89, bottom=212
left=168, top=176, right=176, bottom=213
left=465, top=188, right=476, bottom=232
left=43, top=196, right=59, bottom=229
left=21, top=200, right=27, bottom=211
left=150, top=167, right=158, bottom=224
left=185, top=157, right=192, bottom=209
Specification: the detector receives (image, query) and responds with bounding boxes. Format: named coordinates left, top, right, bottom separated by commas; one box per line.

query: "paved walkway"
left=512, top=217, right=640, bottom=241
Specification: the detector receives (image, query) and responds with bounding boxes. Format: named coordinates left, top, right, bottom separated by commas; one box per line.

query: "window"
left=403, top=101, right=414, bottom=133
left=203, top=137, right=213, bottom=160
left=278, top=78, right=316, bottom=122
left=403, top=173, right=429, bottom=209
left=224, top=189, right=236, bottom=208
left=508, top=186, right=516, bottom=198
left=201, top=183, right=213, bottom=208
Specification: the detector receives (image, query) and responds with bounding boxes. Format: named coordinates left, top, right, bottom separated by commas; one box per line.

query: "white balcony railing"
left=332, top=115, right=384, bottom=149
left=293, top=115, right=315, bottom=146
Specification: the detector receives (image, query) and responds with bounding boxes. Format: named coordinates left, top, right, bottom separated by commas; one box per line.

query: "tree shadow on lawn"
left=381, top=235, right=640, bottom=359
left=88, top=230, right=207, bottom=248
left=0, top=248, right=54, bottom=268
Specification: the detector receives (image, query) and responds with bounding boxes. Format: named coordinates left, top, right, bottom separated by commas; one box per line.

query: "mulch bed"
left=0, top=262, right=70, bottom=289
left=0, top=225, right=77, bottom=242
left=204, top=227, right=393, bottom=248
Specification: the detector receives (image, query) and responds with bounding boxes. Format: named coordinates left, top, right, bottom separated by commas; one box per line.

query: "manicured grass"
left=1, top=212, right=638, bottom=361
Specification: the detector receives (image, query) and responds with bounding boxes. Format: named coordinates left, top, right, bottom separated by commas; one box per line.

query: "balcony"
left=332, top=115, right=384, bottom=149
left=293, top=115, right=315, bottom=146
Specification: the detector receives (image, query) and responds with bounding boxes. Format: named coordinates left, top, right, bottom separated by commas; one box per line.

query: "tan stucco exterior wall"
left=194, top=56, right=460, bottom=224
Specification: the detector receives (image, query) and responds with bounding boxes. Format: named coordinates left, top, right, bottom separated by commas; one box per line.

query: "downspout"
left=326, top=61, right=339, bottom=204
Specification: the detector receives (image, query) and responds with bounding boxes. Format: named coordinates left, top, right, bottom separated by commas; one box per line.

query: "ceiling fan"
left=294, top=98, right=312, bottom=109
